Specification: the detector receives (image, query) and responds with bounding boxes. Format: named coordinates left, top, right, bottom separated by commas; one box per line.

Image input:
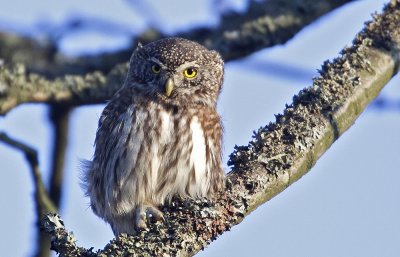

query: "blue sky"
left=0, top=1, right=399, bottom=257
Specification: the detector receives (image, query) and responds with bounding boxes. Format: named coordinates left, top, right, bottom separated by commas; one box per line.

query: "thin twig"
left=0, top=132, right=56, bottom=214
left=0, top=132, right=56, bottom=257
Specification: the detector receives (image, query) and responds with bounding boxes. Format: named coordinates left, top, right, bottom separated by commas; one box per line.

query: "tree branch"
left=0, top=62, right=127, bottom=115
left=0, top=132, right=57, bottom=257
left=0, top=0, right=354, bottom=78
left=41, top=0, right=400, bottom=256
left=48, top=104, right=71, bottom=208
left=0, top=132, right=56, bottom=215
left=181, top=0, right=357, bottom=61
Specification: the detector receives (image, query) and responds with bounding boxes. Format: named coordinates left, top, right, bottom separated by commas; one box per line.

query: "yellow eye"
left=151, top=64, right=161, bottom=74
left=183, top=68, right=197, bottom=78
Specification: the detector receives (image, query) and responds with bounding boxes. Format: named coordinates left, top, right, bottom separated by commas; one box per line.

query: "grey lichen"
left=95, top=197, right=245, bottom=256
left=42, top=214, right=96, bottom=257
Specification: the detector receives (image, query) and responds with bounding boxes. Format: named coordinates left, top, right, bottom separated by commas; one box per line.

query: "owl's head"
left=126, top=37, right=224, bottom=107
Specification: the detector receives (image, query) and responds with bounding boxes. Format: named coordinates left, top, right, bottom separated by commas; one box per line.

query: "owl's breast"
left=109, top=103, right=218, bottom=209
left=142, top=106, right=213, bottom=201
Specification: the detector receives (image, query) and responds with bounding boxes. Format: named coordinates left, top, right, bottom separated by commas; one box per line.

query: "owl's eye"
left=151, top=64, right=161, bottom=74
left=183, top=68, right=197, bottom=78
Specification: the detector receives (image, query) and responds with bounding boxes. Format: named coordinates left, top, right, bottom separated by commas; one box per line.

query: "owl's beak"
left=165, top=78, right=174, bottom=97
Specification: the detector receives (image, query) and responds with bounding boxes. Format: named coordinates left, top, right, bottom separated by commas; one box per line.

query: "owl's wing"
left=83, top=87, right=143, bottom=216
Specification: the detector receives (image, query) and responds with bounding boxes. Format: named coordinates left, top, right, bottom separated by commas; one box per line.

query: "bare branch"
left=41, top=1, right=400, bottom=256
left=48, top=105, right=71, bottom=208
left=0, top=132, right=56, bottom=215
left=0, top=132, right=57, bottom=257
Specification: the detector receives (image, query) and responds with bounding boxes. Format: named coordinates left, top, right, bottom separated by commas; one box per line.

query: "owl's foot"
left=134, top=205, right=164, bottom=231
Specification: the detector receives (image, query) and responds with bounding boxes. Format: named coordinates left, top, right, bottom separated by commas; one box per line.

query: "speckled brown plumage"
left=82, top=38, right=225, bottom=235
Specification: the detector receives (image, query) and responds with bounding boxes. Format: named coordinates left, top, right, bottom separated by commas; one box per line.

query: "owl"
left=82, top=37, right=225, bottom=235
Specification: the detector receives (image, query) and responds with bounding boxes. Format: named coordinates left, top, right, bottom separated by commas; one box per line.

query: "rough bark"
left=41, top=1, right=400, bottom=256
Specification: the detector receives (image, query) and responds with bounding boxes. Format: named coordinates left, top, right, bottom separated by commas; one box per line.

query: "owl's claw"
left=146, top=206, right=164, bottom=222
left=134, top=206, right=147, bottom=231
left=134, top=205, right=164, bottom=231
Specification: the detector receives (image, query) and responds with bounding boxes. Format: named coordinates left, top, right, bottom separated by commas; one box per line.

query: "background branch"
left=48, top=104, right=71, bottom=208
left=180, top=0, right=357, bottom=61
left=0, top=62, right=127, bottom=115
left=41, top=1, right=400, bottom=256
left=0, top=0, right=354, bottom=78
left=0, top=132, right=56, bottom=257
left=0, top=0, right=355, bottom=116
left=0, top=106, right=71, bottom=257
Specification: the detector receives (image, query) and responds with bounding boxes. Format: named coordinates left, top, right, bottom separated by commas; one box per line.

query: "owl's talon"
left=134, top=206, right=148, bottom=231
left=134, top=205, right=163, bottom=230
left=136, top=219, right=147, bottom=231
left=146, top=206, right=164, bottom=223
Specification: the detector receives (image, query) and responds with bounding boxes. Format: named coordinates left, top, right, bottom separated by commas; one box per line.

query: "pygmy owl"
left=82, top=37, right=225, bottom=235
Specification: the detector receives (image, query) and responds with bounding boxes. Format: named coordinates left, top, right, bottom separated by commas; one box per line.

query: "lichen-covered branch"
left=0, top=0, right=353, bottom=78
left=42, top=214, right=95, bottom=257
left=41, top=1, right=400, bottom=256
left=0, top=63, right=127, bottom=115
